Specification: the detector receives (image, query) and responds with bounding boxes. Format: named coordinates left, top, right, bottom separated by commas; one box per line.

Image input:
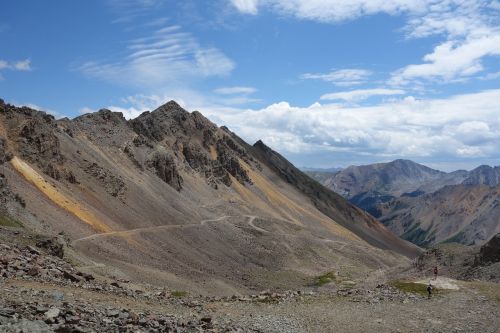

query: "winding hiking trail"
left=71, top=215, right=234, bottom=246
left=72, top=214, right=355, bottom=257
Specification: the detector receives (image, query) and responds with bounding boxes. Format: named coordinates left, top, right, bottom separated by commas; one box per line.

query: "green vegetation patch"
left=171, top=291, right=188, bottom=298
left=311, top=272, right=337, bottom=287
left=391, top=280, right=439, bottom=296
left=0, top=214, right=23, bottom=228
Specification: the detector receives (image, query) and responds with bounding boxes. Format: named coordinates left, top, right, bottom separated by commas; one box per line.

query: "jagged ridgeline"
left=0, top=99, right=419, bottom=294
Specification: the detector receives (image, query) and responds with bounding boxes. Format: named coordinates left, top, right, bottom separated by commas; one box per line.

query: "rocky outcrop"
left=83, top=162, right=126, bottom=198
left=147, top=150, right=183, bottom=191
left=0, top=103, right=64, bottom=180
left=478, top=233, right=500, bottom=264
left=0, top=138, right=12, bottom=164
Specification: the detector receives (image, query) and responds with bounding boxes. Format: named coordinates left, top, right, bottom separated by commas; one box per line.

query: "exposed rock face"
left=0, top=138, right=12, bottom=164
left=130, top=101, right=255, bottom=189
left=479, top=233, right=500, bottom=264
left=147, top=150, right=183, bottom=191
left=83, top=162, right=126, bottom=198
left=0, top=102, right=64, bottom=181
left=35, top=236, right=65, bottom=258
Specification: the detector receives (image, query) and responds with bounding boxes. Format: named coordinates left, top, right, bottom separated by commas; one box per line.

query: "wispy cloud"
left=213, top=86, right=260, bottom=105
left=230, top=0, right=430, bottom=22
left=230, top=0, right=259, bottom=15
left=79, top=25, right=234, bottom=87
left=320, top=88, right=405, bottom=102
left=0, top=59, right=31, bottom=71
left=214, top=86, right=257, bottom=95
left=301, top=69, right=372, bottom=86
left=106, top=0, right=164, bottom=23
left=0, top=59, right=32, bottom=80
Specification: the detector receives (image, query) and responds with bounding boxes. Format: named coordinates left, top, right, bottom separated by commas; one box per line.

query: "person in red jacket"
left=433, top=266, right=438, bottom=280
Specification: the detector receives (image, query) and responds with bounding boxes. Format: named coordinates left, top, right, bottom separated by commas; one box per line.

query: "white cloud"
left=231, top=0, right=431, bottom=22
left=79, top=25, right=234, bottom=87
left=107, top=0, right=163, bottom=23
left=230, top=0, right=259, bottom=14
left=320, top=88, right=405, bottom=102
left=13, top=59, right=31, bottom=71
left=0, top=59, right=32, bottom=72
left=198, top=89, right=500, bottom=162
left=214, top=86, right=257, bottom=95
left=301, top=69, right=372, bottom=86
left=390, top=34, right=500, bottom=85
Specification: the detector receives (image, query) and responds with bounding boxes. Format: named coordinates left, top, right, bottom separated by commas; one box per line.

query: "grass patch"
left=0, top=214, right=23, bottom=228
left=171, top=291, right=188, bottom=298
left=390, top=280, right=441, bottom=296
left=311, top=272, right=337, bottom=287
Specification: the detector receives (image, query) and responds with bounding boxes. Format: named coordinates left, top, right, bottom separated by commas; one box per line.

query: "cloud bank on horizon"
left=1, top=0, right=500, bottom=170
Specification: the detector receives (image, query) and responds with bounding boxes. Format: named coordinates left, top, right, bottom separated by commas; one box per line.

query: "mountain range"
left=0, top=99, right=419, bottom=295
left=306, top=160, right=500, bottom=247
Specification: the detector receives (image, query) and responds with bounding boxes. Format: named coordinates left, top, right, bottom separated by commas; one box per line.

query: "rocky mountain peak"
left=152, top=100, right=185, bottom=115
left=74, top=109, right=126, bottom=125
left=463, top=165, right=500, bottom=186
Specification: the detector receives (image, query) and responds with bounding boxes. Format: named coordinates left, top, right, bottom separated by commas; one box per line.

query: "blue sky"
left=1, top=0, right=500, bottom=171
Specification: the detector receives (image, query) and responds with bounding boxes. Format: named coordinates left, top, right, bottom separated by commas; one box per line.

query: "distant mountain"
left=463, top=165, right=500, bottom=186
left=378, top=184, right=500, bottom=246
left=0, top=99, right=419, bottom=294
left=307, top=159, right=499, bottom=247
left=306, top=159, right=468, bottom=216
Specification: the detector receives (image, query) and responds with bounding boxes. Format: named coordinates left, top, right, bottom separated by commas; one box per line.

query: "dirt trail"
left=72, top=215, right=234, bottom=246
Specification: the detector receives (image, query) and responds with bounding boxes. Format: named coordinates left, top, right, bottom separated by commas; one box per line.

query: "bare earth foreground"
left=1, top=228, right=499, bottom=333
left=1, top=274, right=499, bottom=332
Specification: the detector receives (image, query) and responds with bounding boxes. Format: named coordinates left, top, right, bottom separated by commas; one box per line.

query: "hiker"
left=427, top=283, right=433, bottom=299
left=433, top=266, right=438, bottom=279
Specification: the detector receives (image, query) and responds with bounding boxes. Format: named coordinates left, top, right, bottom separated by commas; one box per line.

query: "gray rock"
left=44, top=307, right=60, bottom=320
left=0, top=319, right=54, bottom=333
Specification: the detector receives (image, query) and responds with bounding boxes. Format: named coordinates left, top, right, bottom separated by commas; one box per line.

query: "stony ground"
left=1, top=228, right=499, bottom=332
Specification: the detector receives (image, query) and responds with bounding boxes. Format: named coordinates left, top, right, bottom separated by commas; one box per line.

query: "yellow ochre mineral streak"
left=10, top=156, right=112, bottom=233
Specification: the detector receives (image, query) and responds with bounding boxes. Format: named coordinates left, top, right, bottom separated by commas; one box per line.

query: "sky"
left=1, top=0, right=500, bottom=171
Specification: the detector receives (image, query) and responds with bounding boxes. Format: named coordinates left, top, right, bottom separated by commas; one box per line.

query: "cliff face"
left=0, top=100, right=419, bottom=294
